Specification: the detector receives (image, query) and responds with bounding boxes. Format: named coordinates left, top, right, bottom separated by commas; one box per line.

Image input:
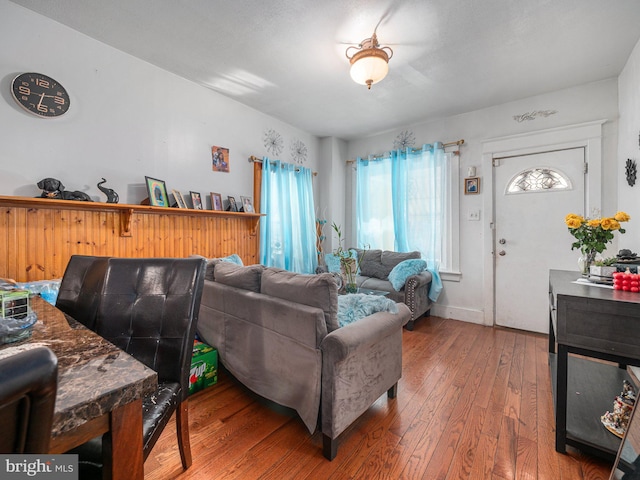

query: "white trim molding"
left=481, top=120, right=606, bottom=328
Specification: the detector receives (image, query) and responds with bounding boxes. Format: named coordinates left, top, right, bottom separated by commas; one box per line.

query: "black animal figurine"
left=37, top=178, right=93, bottom=201
left=97, top=178, right=119, bottom=203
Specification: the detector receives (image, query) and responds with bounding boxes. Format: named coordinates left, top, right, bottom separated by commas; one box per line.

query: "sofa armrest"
left=319, top=302, right=410, bottom=444
left=320, top=303, right=410, bottom=362
left=404, top=271, right=432, bottom=289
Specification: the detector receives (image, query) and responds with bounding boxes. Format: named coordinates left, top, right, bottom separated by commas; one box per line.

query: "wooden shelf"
left=0, top=195, right=263, bottom=282
left=0, top=195, right=264, bottom=238
left=0, top=195, right=264, bottom=217
left=550, top=353, right=630, bottom=461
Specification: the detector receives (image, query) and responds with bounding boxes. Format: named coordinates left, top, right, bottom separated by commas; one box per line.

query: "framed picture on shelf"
left=227, top=196, right=238, bottom=212
left=240, top=196, right=254, bottom=213
left=464, top=177, right=480, bottom=195
left=190, top=191, right=203, bottom=210
left=210, top=192, right=223, bottom=211
left=145, top=176, right=169, bottom=207
left=172, top=189, right=187, bottom=208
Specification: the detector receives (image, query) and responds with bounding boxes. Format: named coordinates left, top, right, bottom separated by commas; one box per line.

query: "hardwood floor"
left=144, top=317, right=613, bottom=479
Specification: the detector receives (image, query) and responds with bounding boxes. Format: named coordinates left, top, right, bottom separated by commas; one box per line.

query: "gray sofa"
left=352, top=249, right=432, bottom=330
left=196, top=260, right=410, bottom=460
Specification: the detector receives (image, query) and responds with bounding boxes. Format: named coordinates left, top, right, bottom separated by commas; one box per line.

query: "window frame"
left=348, top=150, right=460, bottom=281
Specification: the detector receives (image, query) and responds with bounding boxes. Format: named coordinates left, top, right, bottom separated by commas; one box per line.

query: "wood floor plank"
left=143, top=318, right=613, bottom=480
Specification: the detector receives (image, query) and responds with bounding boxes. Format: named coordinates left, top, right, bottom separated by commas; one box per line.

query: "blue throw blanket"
left=337, top=294, right=398, bottom=327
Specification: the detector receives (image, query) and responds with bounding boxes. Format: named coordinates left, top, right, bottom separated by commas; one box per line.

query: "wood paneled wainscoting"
left=0, top=196, right=262, bottom=282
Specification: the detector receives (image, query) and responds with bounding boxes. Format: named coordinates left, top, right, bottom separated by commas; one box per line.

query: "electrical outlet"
left=468, top=210, right=481, bottom=221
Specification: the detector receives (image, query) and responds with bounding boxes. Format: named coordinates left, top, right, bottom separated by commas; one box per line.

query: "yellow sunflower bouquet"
left=565, top=211, right=630, bottom=263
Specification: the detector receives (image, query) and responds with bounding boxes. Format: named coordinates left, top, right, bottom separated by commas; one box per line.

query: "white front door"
left=494, top=147, right=585, bottom=333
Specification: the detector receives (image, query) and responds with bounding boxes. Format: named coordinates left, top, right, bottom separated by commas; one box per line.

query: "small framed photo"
left=240, top=196, right=254, bottom=213
left=172, top=189, right=187, bottom=208
left=210, top=192, right=223, bottom=211
left=145, top=176, right=169, bottom=207
left=190, top=191, right=203, bottom=210
left=211, top=145, right=230, bottom=173
left=464, top=177, right=480, bottom=195
left=227, top=196, right=238, bottom=212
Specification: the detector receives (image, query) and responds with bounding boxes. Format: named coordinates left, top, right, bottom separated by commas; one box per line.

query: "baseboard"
left=430, top=304, right=490, bottom=326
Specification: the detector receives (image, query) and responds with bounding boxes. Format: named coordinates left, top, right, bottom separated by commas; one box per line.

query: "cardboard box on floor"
left=189, top=340, right=218, bottom=395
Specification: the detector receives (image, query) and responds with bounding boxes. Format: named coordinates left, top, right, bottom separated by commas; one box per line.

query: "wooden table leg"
left=103, top=398, right=144, bottom=480
left=555, top=344, right=568, bottom=453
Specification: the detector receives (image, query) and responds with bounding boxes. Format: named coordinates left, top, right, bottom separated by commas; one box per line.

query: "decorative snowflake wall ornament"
left=393, top=130, right=416, bottom=150
left=290, top=139, right=308, bottom=164
left=263, top=129, right=284, bottom=156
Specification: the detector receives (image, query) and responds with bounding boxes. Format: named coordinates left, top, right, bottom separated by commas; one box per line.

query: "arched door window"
left=505, top=167, right=572, bottom=194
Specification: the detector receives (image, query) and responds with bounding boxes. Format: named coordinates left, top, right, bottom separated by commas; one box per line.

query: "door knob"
left=498, top=250, right=506, bottom=256
left=499, top=238, right=506, bottom=244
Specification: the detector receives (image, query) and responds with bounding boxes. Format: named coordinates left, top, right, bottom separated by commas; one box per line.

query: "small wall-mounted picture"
left=190, top=191, right=203, bottom=210
left=227, top=196, right=238, bottom=212
left=172, top=189, right=187, bottom=208
left=211, top=145, right=230, bottom=173
left=210, top=192, right=223, bottom=211
left=464, top=177, right=480, bottom=195
left=145, top=176, right=168, bottom=207
left=240, top=196, right=254, bottom=213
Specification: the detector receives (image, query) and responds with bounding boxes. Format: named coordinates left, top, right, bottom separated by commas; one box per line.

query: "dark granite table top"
left=0, top=296, right=157, bottom=438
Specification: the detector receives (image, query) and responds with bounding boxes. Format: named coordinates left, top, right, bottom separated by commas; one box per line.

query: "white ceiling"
left=9, top=0, right=640, bottom=140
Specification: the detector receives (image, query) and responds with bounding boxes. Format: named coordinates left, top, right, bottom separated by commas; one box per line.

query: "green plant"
left=331, top=222, right=367, bottom=291
left=593, top=257, right=617, bottom=267
left=565, top=211, right=630, bottom=256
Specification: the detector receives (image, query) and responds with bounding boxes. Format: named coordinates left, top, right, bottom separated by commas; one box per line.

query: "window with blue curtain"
left=260, top=158, right=317, bottom=273
left=356, top=143, right=452, bottom=272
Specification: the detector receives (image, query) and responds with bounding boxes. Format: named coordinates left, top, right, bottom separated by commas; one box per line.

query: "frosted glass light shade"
left=350, top=55, right=389, bottom=87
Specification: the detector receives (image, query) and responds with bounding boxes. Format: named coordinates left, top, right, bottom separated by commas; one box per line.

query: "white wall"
left=618, top=37, right=640, bottom=250
left=346, top=79, right=619, bottom=324
left=2, top=1, right=632, bottom=327
left=0, top=1, right=319, bottom=206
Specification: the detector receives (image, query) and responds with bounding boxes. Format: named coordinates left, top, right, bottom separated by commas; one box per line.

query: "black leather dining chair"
left=0, top=346, right=58, bottom=454
left=59, top=255, right=206, bottom=472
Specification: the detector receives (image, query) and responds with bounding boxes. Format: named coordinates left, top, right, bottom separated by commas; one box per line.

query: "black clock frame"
left=11, top=72, right=70, bottom=118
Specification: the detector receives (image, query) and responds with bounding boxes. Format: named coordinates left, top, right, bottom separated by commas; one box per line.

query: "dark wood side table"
left=549, top=269, right=640, bottom=461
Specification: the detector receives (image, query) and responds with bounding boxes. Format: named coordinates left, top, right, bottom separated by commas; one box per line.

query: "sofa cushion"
left=357, top=249, right=387, bottom=279
left=388, top=259, right=427, bottom=291
left=381, top=250, right=421, bottom=273
left=337, top=294, right=398, bottom=327
left=214, top=262, right=263, bottom=292
left=261, top=268, right=339, bottom=332
left=199, top=253, right=244, bottom=281
left=357, top=249, right=421, bottom=280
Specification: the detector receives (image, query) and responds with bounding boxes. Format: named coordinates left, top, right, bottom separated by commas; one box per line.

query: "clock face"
left=11, top=72, right=70, bottom=117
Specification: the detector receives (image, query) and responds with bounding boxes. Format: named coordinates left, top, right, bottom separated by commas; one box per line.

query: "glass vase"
left=578, top=251, right=597, bottom=276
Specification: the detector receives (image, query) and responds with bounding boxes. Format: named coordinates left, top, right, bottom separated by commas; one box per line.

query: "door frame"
left=480, top=120, right=605, bottom=327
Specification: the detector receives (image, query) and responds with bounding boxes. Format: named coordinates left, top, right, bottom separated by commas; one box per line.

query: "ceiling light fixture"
left=345, top=32, right=393, bottom=90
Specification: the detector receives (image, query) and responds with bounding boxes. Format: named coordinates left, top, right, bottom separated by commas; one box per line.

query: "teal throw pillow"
left=324, top=253, right=340, bottom=273
left=337, top=293, right=398, bottom=327
left=220, top=253, right=243, bottom=266
left=324, top=250, right=357, bottom=274
left=388, top=259, right=427, bottom=291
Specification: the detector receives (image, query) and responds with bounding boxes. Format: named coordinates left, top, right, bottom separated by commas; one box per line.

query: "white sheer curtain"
left=356, top=143, right=451, bottom=270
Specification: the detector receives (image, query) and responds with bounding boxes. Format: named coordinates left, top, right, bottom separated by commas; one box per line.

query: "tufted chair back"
left=56, top=255, right=110, bottom=331
left=60, top=255, right=206, bottom=471
left=94, top=257, right=205, bottom=402
left=0, top=347, right=58, bottom=453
